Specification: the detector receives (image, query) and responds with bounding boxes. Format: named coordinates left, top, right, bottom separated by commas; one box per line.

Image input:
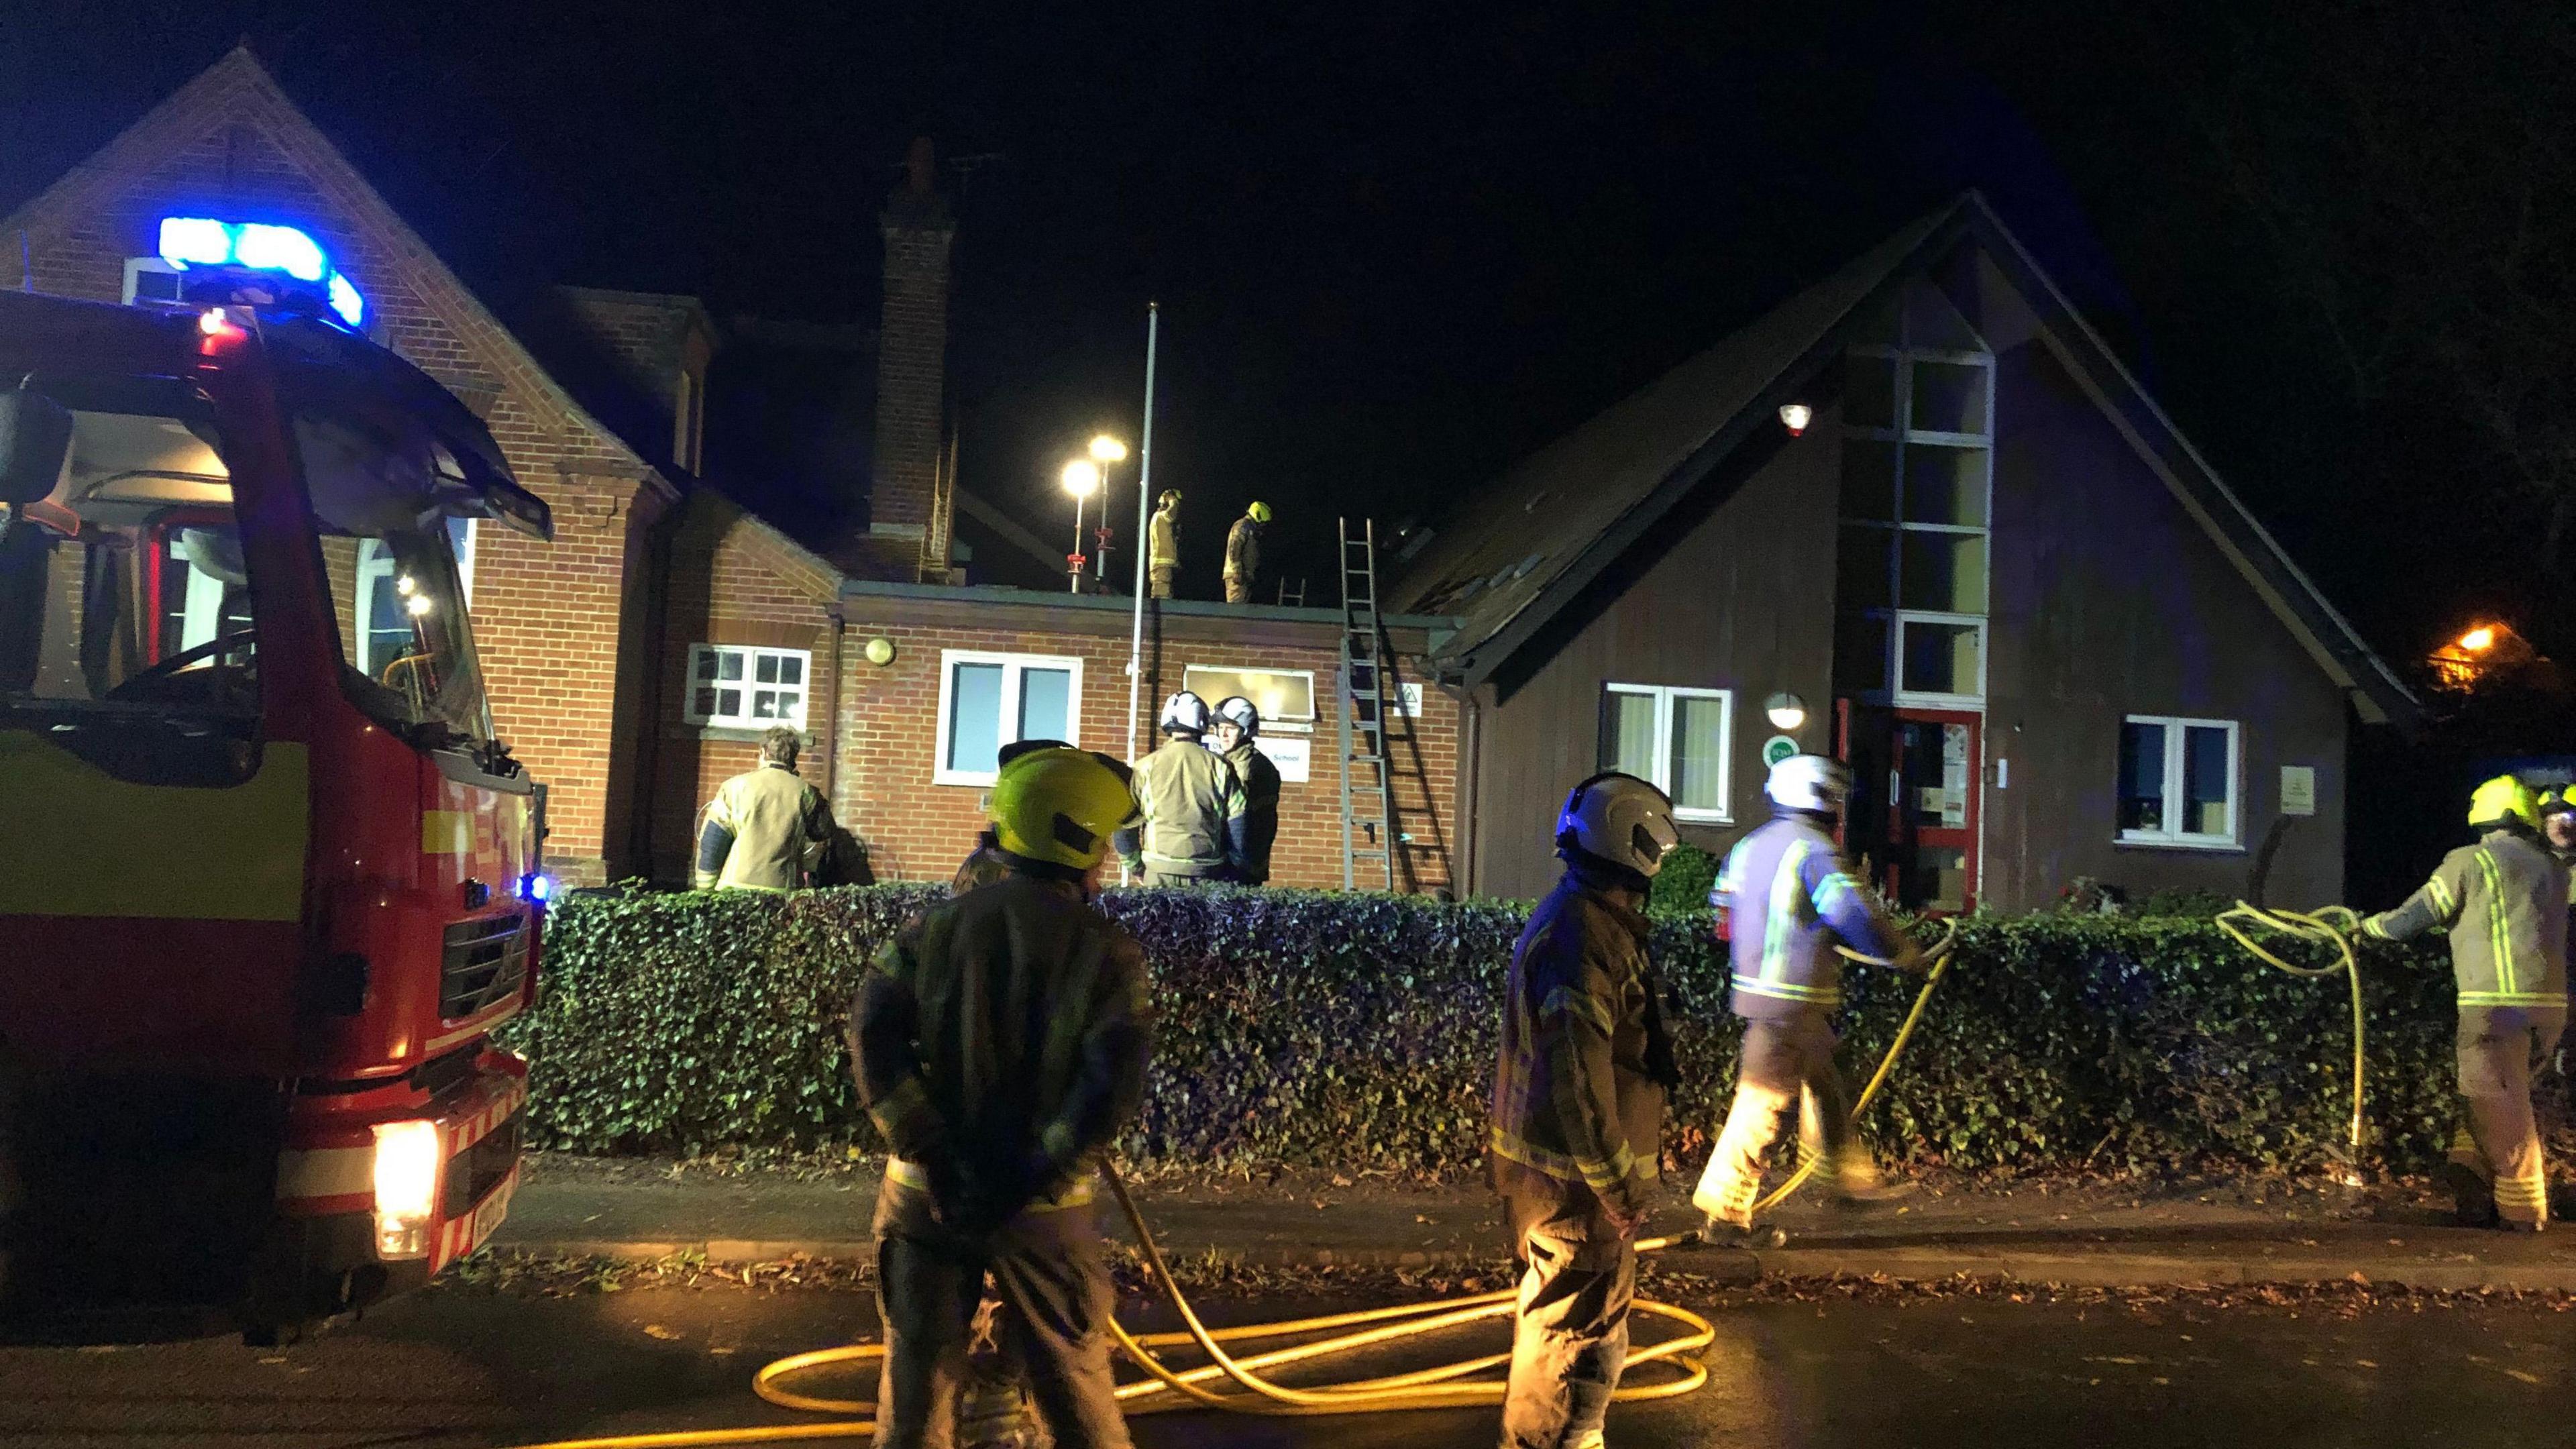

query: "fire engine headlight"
left=372, top=1119, right=443, bottom=1260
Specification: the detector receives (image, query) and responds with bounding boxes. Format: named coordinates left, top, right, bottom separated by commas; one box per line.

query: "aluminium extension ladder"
left=1338, top=518, right=1398, bottom=892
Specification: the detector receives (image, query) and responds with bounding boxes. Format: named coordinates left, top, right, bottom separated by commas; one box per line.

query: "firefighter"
left=2541, top=790, right=2576, bottom=865
left=1209, top=696, right=1280, bottom=884
left=1693, top=755, right=1923, bottom=1236
left=1148, top=490, right=1182, bottom=600
left=954, top=741, right=1071, bottom=894
left=2363, top=775, right=2569, bottom=1230
left=1223, top=501, right=1270, bottom=604
left=694, top=725, right=835, bottom=891
left=1489, top=772, right=1682, bottom=1449
left=1115, top=692, right=1246, bottom=886
left=849, top=745, right=1150, bottom=1448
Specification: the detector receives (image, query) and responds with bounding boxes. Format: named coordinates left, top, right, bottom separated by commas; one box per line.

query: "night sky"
left=5, top=1, right=2568, bottom=662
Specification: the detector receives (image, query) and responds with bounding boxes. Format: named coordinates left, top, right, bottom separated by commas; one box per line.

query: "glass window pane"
left=1902, top=444, right=1987, bottom=527
left=946, top=663, right=1005, bottom=773
left=1899, top=620, right=1981, bottom=697
left=1910, top=361, right=1988, bottom=435
left=1899, top=532, right=1988, bottom=613
left=1670, top=695, right=1728, bottom=814
left=778, top=691, right=801, bottom=720
left=1845, top=354, right=1897, bottom=430
left=717, top=688, right=741, bottom=718
left=779, top=655, right=804, bottom=686
left=756, top=654, right=780, bottom=684
left=718, top=651, right=745, bottom=681
left=2183, top=726, right=2233, bottom=835
left=1837, top=526, right=1893, bottom=609
left=752, top=690, right=777, bottom=719
left=695, top=649, right=718, bottom=682
left=1833, top=613, right=1890, bottom=694
left=1599, top=690, right=1657, bottom=777
left=1839, top=439, right=1897, bottom=521
left=1019, top=666, right=1072, bottom=741
left=693, top=687, right=717, bottom=718
left=2119, top=721, right=2168, bottom=833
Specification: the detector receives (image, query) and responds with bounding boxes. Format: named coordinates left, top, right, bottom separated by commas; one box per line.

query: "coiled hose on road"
left=504, top=924, right=1962, bottom=1449
left=2212, top=902, right=2369, bottom=1159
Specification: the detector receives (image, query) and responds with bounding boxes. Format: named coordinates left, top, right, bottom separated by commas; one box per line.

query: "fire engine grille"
left=441, top=1112, right=521, bottom=1220
left=439, top=913, right=531, bottom=1020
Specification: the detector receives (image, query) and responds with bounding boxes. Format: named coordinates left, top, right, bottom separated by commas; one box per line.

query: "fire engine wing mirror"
left=0, top=392, right=74, bottom=508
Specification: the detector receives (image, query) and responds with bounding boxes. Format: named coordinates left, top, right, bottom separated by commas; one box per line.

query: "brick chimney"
left=869, top=137, right=954, bottom=540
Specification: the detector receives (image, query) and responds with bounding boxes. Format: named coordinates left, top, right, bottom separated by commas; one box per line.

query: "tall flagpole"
left=1125, top=303, right=1159, bottom=763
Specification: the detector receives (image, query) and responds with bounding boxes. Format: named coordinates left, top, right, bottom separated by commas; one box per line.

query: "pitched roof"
left=1393, top=193, right=2418, bottom=729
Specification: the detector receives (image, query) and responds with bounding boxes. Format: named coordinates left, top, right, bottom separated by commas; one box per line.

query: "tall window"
left=1598, top=684, right=1733, bottom=822
left=1834, top=284, right=1994, bottom=706
left=688, top=644, right=810, bottom=729
left=2118, top=715, right=2241, bottom=848
left=934, top=649, right=1081, bottom=786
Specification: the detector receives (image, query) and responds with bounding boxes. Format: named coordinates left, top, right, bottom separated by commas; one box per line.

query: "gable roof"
left=0, top=47, right=678, bottom=508
left=1393, top=193, right=2418, bottom=729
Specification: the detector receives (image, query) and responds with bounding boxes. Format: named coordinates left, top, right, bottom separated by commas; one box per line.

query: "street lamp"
left=1087, top=435, right=1128, bottom=582
left=1062, top=460, right=1101, bottom=594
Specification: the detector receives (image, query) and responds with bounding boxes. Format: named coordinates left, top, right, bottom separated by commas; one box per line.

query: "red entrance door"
left=1884, top=710, right=1980, bottom=914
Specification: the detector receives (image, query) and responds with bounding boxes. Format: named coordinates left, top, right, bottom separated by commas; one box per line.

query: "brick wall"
left=3, top=59, right=674, bottom=883
left=869, top=193, right=953, bottom=534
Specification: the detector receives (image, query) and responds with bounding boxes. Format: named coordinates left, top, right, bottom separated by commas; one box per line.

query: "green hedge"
left=501, top=883, right=2470, bottom=1177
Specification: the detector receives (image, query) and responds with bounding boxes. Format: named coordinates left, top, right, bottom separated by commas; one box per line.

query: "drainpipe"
left=822, top=605, right=846, bottom=810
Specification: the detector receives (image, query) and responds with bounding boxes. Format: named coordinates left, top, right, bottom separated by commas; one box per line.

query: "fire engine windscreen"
left=292, top=404, right=494, bottom=748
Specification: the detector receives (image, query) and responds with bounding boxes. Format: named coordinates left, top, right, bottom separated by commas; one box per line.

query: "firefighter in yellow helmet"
left=1489, top=772, right=1682, bottom=1449
left=849, top=746, right=1150, bottom=1446
left=2363, top=775, right=2569, bottom=1230
left=1148, top=490, right=1182, bottom=600
left=1224, top=500, right=1271, bottom=604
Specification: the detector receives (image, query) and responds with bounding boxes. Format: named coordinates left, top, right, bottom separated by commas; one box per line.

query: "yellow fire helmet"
left=2467, top=775, right=2540, bottom=830
left=989, top=745, right=1141, bottom=871
left=1248, top=500, right=1273, bottom=523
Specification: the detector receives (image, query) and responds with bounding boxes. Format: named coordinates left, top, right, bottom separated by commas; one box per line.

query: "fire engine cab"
left=0, top=220, right=545, bottom=1336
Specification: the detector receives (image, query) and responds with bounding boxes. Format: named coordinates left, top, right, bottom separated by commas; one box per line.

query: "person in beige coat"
left=695, top=726, right=834, bottom=890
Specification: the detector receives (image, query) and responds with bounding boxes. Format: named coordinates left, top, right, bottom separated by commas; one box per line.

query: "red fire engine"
left=0, top=228, right=547, bottom=1337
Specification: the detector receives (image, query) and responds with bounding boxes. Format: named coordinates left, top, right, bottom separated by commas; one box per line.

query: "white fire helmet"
left=1766, top=753, right=1852, bottom=814
left=1214, top=695, right=1260, bottom=738
left=1556, top=771, right=1681, bottom=879
left=1159, top=690, right=1212, bottom=737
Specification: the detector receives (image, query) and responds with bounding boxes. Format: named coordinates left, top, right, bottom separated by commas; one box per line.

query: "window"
left=1834, top=282, right=1993, bottom=706
left=1597, top=684, right=1733, bottom=822
left=2117, top=715, right=2241, bottom=848
left=1181, top=665, right=1316, bottom=724
left=688, top=645, right=811, bottom=730
left=934, top=649, right=1082, bottom=785
left=353, top=520, right=476, bottom=676
left=121, top=257, right=186, bottom=309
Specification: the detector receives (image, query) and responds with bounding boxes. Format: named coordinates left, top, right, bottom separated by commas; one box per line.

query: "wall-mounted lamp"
left=1778, top=403, right=1813, bottom=437
left=1764, top=690, right=1808, bottom=731
left=864, top=637, right=896, bottom=667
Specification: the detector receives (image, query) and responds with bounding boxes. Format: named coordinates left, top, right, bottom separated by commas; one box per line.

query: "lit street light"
left=1063, top=459, right=1102, bottom=594
left=1087, top=435, right=1128, bottom=581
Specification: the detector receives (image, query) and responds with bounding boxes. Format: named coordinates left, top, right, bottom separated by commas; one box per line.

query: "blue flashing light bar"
left=156, top=215, right=368, bottom=330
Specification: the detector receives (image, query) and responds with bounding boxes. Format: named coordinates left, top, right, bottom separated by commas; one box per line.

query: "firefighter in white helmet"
left=1693, top=754, right=1923, bottom=1238
left=1489, top=772, right=1682, bottom=1449
left=1210, top=696, right=1280, bottom=884
left=1116, top=691, right=1246, bottom=885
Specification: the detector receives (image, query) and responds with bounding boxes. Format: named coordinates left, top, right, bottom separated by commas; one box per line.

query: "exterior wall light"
left=1778, top=403, right=1813, bottom=436
left=1764, top=690, right=1808, bottom=731
left=864, top=637, right=896, bottom=667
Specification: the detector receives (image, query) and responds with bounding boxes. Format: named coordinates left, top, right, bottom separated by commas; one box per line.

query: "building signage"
left=1254, top=734, right=1311, bottom=784
left=1762, top=734, right=1800, bottom=768
left=2280, top=765, right=2317, bottom=817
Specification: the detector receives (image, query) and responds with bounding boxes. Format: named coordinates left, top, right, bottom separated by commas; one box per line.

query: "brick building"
left=3, top=50, right=1465, bottom=892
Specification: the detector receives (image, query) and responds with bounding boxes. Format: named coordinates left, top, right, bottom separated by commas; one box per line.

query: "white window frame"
left=1180, top=664, right=1318, bottom=729
left=2116, top=714, right=2243, bottom=850
left=686, top=643, right=814, bottom=731
left=933, top=649, right=1085, bottom=787
left=1600, top=683, right=1733, bottom=824
left=122, top=256, right=187, bottom=309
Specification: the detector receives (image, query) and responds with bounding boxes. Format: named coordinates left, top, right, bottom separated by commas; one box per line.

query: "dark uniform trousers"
left=2455, top=1005, right=2566, bottom=1227
left=1498, top=1193, right=1635, bottom=1449
left=871, top=1180, right=1131, bottom=1449
left=1693, top=1012, right=1866, bottom=1224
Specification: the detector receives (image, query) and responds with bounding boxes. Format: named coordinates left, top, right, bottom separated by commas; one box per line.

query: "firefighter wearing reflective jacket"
left=849, top=745, right=1150, bottom=1448
left=1693, top=755, right=1923, bottom=1236
left=2363, top=775, right=2571, bottom=1231
left=694, top=725, right=834, bottom=890
left=1210, top=696, right=1280, bottom=884
left=1488, top=772, right=1682, bottom=1449
left=1116, top=692, right=1247, bottom=885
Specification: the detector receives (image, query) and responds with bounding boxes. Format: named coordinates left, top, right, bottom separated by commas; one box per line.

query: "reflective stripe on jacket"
left=850, top=873, right=1153, bottom=1210
left=1123, top=738, right=1244, bottom=876
left=1223, top=741, right=1281, bottom=883
left=2365, top=829, right=2570, bottom=1009
left=1487, top=863, right=1673, bottom=1214
left=1712, top=813, right=1905, bottom=1018
left=694, top=761, right=831, bottom=891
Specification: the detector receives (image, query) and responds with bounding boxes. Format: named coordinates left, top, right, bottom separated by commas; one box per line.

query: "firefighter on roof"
left=1693, top=754, right=1923, bottom=1236
left=1488, top=772, right=1682, bottom=1449
left=1224, top=500, right=1270, bottom=604
left=2363, top=775, right=2569, bottom=1230
left=849, top=745, right=1150, bottom=1447
left=1148, top=490, right=1182, bottom=600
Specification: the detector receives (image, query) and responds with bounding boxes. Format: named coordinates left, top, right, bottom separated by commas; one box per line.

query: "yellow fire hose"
left=2212, top=902, right=2368, bottom=1158
left=503, top=924, right=1962, bottom=1449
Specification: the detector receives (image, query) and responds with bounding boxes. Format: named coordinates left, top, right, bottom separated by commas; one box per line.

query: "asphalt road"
left=5, top=1281, right=2573, bottom=1448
